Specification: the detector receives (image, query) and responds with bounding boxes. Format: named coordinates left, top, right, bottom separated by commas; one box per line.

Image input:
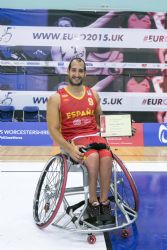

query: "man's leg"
left=99, top=156, right=112, bottom=203
left=84, top=152, right=99, bottom=203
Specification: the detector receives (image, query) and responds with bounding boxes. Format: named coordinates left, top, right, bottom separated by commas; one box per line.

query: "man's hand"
left=131, top=126, right=136, bottom=136
left=68, top=141, right=84, bottom=163
left=131, top=120, right=136, bottom=137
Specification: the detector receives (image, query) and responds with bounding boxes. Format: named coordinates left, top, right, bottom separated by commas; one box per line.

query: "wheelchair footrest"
left=84, top=215, right=115, bottom=227
left=66, top=200, right=85, bottom=214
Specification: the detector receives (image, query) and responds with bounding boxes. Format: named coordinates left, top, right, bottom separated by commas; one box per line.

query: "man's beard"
left=69, top=77, right=83, bottom=86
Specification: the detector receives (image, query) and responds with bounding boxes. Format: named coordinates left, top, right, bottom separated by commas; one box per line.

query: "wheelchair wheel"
left=33, top=154, right=68, bottom=228
left=111, top=154, right=139, bottom=212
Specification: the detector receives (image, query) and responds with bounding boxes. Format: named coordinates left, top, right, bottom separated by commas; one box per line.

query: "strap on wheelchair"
left=79, top=143, right=110, bottom=153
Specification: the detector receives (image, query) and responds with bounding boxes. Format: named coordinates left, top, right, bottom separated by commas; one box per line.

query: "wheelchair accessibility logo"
left=159, top=124, right=167, bottom=144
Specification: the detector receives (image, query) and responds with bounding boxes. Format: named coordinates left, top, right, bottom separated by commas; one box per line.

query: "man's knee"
left=84, top=149, right=98, bottom=159
left=84, top=151, right=100, bottom=169
left=99, top=149, right=112, bottom=158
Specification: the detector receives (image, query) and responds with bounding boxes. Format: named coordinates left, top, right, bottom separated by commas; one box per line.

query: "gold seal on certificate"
left=100, top=114, right=132, bottom=137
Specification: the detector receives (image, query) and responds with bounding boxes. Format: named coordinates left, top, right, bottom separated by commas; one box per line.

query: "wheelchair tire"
left=33, top=154, right=68, bottom=228
left=112, top=154, right=139, bottom=212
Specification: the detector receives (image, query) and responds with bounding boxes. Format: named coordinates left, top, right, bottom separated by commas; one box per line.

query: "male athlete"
left=47, top=58, right=113, bottom=219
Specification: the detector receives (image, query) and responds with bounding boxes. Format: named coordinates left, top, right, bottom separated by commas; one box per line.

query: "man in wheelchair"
left=47, top=57, right=113, bottom=221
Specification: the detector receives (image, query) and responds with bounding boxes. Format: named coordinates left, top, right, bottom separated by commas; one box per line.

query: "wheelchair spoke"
left=33, top=154, right=68, bottom=228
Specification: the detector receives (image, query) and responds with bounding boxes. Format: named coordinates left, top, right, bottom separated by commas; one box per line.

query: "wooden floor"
left=0, top=146, right=167, bottom=162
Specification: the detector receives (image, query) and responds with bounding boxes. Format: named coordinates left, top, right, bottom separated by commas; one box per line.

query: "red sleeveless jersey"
left=58, top=86, right=99, bottom=140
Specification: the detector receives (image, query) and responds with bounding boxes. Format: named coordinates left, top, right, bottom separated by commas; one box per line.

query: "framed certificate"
left=100, top=114, right=132, bottom=137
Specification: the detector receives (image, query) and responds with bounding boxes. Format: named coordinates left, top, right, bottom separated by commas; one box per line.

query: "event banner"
left=0, top=10, right=167, bottom=75
left=0, top=91, right=167, bottom=113
left=0, top=122, right=52, bottom=146
left=0, top=122, right=166, bottom=146
left=0, top=9, right=167, bottom=124
left=1, top=26, right=167, bottom=48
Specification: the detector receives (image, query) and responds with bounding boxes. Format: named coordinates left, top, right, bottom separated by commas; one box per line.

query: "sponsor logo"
left=83, top=118, right=91, bottom=125
left=158, top=124, right=167, bottom=143
left=73, top=119, right=81, bottom=126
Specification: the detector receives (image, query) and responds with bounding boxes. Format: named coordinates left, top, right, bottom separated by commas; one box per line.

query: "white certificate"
left=100, top=114, right=132, bottom=137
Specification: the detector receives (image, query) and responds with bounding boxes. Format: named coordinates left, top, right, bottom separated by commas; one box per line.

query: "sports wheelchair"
left=33, top=143, right=139, bottom=244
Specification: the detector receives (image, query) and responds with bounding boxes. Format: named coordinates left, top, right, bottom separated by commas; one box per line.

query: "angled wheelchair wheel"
left=111, top=154, right=139, bottom=213
left=33, top=154, right=68, bottom=228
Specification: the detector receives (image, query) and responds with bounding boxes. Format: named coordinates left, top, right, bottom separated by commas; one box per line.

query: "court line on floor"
left=0, top=161, right=167, bottom=172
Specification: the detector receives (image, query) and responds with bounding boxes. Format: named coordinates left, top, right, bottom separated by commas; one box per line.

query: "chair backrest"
left=0, top=105, right=15, bottom=122
left=23, top=106, right=40, bottom=122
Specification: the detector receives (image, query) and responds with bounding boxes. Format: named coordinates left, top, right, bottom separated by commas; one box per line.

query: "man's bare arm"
left=92, top=90, right=103, bottom=128
left=47, top=93, right=83, bottom=161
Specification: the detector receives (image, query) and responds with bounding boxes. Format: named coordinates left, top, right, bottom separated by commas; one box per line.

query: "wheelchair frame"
left=33, top=148, right=139, bottom=242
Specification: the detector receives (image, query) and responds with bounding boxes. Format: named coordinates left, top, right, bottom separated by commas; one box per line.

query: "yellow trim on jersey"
left=64, top=86, right=86, bottom=100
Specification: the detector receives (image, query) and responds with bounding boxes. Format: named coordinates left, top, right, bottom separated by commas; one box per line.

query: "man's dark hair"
left=68, top=58, right=86, bottom=71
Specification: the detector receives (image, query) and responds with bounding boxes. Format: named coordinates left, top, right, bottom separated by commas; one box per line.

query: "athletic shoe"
left=100, top=200, right=112, bottom=217
left=86, top=201, right=100, bottom=218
